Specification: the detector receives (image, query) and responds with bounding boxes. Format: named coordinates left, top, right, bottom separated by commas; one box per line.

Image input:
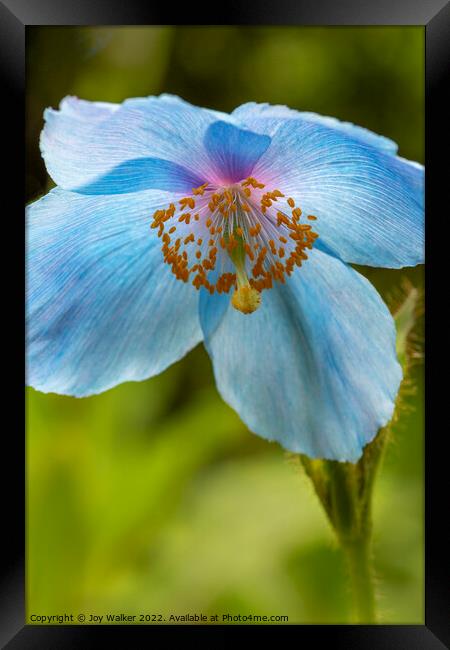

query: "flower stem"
left=299, top=455, right=378, bottom=623
left=326, top=460, right=377, bottom=623
left=342, top=535, right=376, bottom=623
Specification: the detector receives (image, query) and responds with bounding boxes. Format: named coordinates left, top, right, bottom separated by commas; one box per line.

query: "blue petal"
left=40, top=95, right=221, bottom=194
left=57, top=96, right=120, bottom=121
left=200, top=248, right=402, bottom=462
left=233, top=102, right=399, bottom=154
left=27, top=187, right=203, bottom=396
left=78, top=158, right=204, bottom=195
left=203, top=121, right=271, bottom=183
left=251, top=119, right=424, bottom=268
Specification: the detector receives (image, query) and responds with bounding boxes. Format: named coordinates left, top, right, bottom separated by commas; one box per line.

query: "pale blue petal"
left=203, top=121, right=271, bottom=183
left=40, top=95, right=218, bottom=193
left=251, top=119, right=424, bottom=268
left=200, top=248, right=402, bottom=462
left=57, top=96, right=120, bottom=121
left=156, top=94, right=235, bottom=125
left=78, top=158, right=204, bottom=195
left=40, top=95, right=270, bottom=194
left=27, top=187, right=202, bottom=396
left=233, top=102, right=399, bottom=154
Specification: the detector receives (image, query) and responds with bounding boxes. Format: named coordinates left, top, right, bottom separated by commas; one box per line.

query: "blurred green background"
left=26, top=26, right=424, bottom=624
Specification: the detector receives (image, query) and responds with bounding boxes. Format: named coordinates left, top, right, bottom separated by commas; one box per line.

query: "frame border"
left=2, top=1, right=449, bottom=646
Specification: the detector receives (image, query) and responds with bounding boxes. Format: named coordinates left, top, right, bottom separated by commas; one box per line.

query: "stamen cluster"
left=150, top=176, right=319, bottom=311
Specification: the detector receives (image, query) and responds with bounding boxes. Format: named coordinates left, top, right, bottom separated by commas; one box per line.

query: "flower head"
left=27, top=95, right=424, bottom=461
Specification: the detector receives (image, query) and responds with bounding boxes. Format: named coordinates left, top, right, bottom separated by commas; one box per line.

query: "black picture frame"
left=2, top=1, right=449, bottom=646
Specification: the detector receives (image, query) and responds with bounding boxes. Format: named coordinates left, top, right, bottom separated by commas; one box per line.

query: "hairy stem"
left=343, top=536, right=376, bottom=623
left=327, top=460, right=377, bottom=623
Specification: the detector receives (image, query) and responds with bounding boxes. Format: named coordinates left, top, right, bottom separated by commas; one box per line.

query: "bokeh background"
left=26, top=26, right=424, bottom=624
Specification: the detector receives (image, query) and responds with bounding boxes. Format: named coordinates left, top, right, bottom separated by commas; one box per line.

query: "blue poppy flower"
left=26, top=95, right=424, bottom=462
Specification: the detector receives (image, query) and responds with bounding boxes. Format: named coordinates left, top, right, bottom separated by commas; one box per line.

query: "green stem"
left=342, top=536, right=376, bottom=623
left=327, top=461, right=377, bottom=623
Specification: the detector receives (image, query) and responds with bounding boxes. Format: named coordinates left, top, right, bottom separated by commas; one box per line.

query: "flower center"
left=150, top=177, right=319, bottom=314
